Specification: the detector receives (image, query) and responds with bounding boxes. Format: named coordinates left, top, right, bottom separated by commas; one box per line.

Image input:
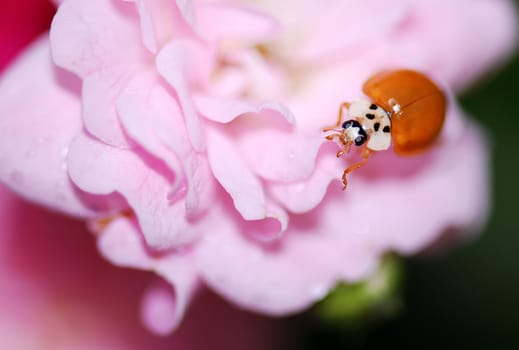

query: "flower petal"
left=128, top=0, right=196, bottom=54
left=97, top=216, right=198, bottom=334
left=194, top=94, right=294, bottom=124
left=206, top=127, right=266, bottom=220
left=119, top=80, right=214, bottom=218
left=116, top=72, right=184, bottom=190
left=82, top=66, right=132, bottom=148
left=358, top=121, right=490, bottom=254
left=196, top=201, right=379, bottom=315
left=141, top=280, right=184, bottom=335
left=68, top=132, right=197, bottom=248
left=268, top=144, right=339, bottom=213
left=156, top=40, right=209, bottom=151
left=196, top=2, right=279, bottom=44
left=50, top=0, right=144, bottom=77
left=195, top=96, right=319, bottom=183
left=295, top=0, right=409, bottom=63
left=51, top=0, right=151, bottom=148
left=394, top=0, right=518, bottom=91
left=206, top=126, right=289, bottom=240
left=0, top=37, right=97, bottom=217
left=236, top=126, right=322, bottom=182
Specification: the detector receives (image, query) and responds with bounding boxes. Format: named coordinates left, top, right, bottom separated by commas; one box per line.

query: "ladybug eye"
left=354, top=134, right=366, bottom=146
left=342, top=120, right=353, bottom=129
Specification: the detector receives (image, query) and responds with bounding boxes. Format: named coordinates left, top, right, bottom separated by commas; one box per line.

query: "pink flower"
left=0, top=0, right=516, bottom=335
left=0, top=185, right=290, bottom=349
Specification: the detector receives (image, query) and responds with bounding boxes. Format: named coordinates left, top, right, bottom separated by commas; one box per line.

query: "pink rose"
left=0, top=0, right=516, bottom=335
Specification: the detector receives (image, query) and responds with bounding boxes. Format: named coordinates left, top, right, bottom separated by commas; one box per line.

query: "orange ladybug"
left=323, top=69, right=447, bottom=190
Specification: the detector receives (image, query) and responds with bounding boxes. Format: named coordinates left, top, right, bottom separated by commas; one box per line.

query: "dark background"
left=301, top=31, right=519, bottom=350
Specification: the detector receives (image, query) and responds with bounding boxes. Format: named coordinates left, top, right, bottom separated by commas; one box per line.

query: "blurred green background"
left=299, top=36, right=519, bottom=350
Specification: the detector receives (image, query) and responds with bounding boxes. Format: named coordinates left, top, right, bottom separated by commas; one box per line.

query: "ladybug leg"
left=325, top=133, right=351, bottom=156
left=323, top=102, right=351, bottom=132
left=325, top=132, right=342, bottom=141
left=341, top=148, right=372, bottom=190
left=336, top=143, right=351, bottom=158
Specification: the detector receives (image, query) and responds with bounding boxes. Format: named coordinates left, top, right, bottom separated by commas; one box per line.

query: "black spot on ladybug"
left=383, top=126, right=390, bottom=133
left=374, top=122, right=380, bottom=132
left=366, top=113, right=375, bottom=120
left=369, top=104, right=378, bottom=110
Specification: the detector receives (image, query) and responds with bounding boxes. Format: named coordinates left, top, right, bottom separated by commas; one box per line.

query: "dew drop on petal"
left=60, top=146, right=69, bottom=159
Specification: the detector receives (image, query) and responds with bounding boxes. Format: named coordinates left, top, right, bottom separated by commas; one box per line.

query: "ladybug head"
left=342, top=119, right=367, bottom=146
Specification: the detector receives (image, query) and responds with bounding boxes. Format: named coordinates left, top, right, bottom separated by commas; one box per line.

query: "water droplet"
left=60, top=147, right=69, bottom=171
left=60, top=147, right=69, bottom=159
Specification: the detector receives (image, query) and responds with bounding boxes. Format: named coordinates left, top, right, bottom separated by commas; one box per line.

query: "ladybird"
left=323, top=69, right=446, bottom=190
